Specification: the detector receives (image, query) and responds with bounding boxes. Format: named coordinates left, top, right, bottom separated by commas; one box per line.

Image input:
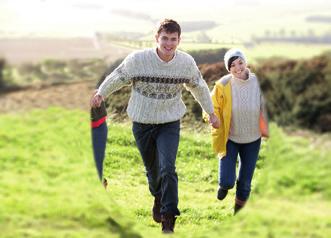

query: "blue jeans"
left=219, top=138, right=261, bottom=201
left=91, top=122, right=108, bottom=181
left=132, top=120, right=180, bottom=216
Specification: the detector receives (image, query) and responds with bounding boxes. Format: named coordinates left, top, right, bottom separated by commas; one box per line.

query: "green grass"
left=0, top=108, right=330, bottom=237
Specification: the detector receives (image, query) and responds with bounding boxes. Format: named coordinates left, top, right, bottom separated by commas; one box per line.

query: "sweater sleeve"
left=97, top=55, right=133, bottom=98
left=211, top=83, right=223, bottom=116
left=184, top=61, right=214, bottom=114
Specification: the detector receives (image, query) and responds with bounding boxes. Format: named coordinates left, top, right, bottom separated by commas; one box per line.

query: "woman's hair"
left=156, top=19, right=181, bottom=37
left=228, top=56, right=239, bottom=70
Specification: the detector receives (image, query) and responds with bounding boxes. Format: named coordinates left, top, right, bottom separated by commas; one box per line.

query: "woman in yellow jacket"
left=211, top=48, right=269, bottom=214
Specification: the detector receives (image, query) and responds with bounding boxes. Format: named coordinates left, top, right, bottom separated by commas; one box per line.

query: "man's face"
left=155, top=31, right=180, bottom=61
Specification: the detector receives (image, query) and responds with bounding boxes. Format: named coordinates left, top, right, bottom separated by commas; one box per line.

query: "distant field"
left=0, top=38, right=133, bottom=65
left=244, top=43, right=331, bottom=63
left=1, top=37, right=330, bottom=66
left=180, top=42, right=331, bottom=63
left=109, top=40, right=331, bottom=63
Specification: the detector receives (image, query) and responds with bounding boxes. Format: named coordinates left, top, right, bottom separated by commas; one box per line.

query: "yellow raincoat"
left=208, top=74, right=269, bottom=157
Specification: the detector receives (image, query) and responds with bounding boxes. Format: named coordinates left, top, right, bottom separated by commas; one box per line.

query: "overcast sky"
left=1, top=0, right=330, bottom=37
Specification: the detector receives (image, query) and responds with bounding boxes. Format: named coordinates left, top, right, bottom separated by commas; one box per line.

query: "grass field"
left=0, top=108, right=330, bottom=237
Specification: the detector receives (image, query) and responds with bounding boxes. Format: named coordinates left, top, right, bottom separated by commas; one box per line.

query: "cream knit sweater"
left=97, top=48, right=214, bottom=124
left=229, top=73, right=261, bottom=143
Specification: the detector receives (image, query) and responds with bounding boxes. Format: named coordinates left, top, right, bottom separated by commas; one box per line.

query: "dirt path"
left=0, top=80, right=97, bottom=114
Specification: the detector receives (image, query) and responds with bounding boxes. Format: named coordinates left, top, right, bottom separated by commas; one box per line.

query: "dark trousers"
left=219, top=138, right=261, bottom=201
left=132, top=120, right=180, bottom=216
left=91, top=122, right=108, bottom=181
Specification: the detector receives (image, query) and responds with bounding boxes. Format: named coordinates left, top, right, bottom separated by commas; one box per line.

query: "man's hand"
left=90, top=92, right=104, bottom=108
left=209, top=113, right=220, bottom=129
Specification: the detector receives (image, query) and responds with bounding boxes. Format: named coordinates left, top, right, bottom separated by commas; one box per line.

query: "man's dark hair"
left=157, top=19, right=181, bottom=37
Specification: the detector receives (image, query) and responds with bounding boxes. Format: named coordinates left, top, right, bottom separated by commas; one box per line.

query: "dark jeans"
left=91, top=121, right=108, bottom=181
left=132, top=120, right=180, bottom=216
left=219, top=138, right=261, bottom=201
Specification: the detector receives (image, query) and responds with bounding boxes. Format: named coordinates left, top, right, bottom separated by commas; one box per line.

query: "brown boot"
left=234, top=197, right=246, bottom=215
left=152, top=196, right=161, bottom=223
left=161, top=213, right=176, bottom=233
left=217, top=187, right=228, bottom=200
left=103, top=178, right=108, bottom=189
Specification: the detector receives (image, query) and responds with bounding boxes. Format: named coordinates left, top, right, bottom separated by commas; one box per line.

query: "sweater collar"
left=232, top=69, right=252, bottom=83
left=153, top=48, right=177, bottom=65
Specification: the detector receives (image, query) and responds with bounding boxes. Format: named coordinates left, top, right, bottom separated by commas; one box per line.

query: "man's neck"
left=156, top=48, right=175, bottom=62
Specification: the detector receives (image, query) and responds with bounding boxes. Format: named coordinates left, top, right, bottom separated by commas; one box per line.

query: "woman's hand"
left=209, top=113, right=220, bottom=129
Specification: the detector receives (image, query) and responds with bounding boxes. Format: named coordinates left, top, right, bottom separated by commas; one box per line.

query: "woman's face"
left=229, top=58, right=247, bottom=80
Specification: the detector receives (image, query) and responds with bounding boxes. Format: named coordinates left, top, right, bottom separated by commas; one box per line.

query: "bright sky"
left=1, top=0, right=330, bottom=37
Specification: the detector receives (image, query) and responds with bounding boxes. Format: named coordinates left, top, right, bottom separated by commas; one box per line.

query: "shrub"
left=254, top=53, right=331, bottom=132
left=0, top=58, right=6, bottom=90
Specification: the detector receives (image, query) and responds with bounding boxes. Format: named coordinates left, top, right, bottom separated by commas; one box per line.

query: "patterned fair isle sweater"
left=97, top=48, right=214, bottom=124
left=229, top=73, right=261, bottom=143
